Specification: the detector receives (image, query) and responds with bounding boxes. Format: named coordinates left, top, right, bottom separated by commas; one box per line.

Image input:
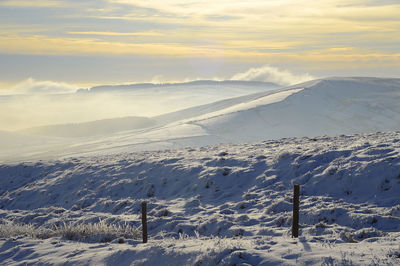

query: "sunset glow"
left=0, top=0, right=399, bottom=86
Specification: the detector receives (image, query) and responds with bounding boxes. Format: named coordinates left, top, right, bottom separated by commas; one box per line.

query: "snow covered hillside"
left=1, top=132, right=400, bottom=265
left=21, top=116, right=157, bottom=138
left=153, top=77, right=400, bottom=143
left=0, top=80, right=278, bottom=132
left=2, top=77, right=400, bottom=163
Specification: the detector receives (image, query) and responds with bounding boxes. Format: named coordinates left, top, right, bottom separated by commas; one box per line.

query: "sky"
left=0, top=0, right=399, bottom=89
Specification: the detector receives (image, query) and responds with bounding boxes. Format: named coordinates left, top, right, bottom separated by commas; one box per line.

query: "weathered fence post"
left=292, top=184, right=300, bottom=238
left=142, top=201, right=148, bottom=243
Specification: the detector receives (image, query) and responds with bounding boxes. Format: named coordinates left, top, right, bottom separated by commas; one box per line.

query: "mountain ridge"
left=79, top=80, right=280, bottom=93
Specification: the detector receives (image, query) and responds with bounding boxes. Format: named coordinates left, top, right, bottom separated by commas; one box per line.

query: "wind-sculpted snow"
left=1, top=132, right=399, bottom=264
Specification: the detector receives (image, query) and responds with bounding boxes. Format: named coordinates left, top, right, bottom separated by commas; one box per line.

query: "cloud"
left=0, top=0, right=64, bottom=7
left=4, top=78, right=80, bottom=95
left=231, top=65, right=315, bottom=86
left=0, top=35, right=228, bottom=57
left=67, top=31, right=164, bottom=36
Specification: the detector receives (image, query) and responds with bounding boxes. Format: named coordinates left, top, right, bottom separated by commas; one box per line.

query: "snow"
left=1, top=80, right=279, bottom=132
left=180, top=88, right=304, bottom=121
left=21, top=117, right=157, bottom=138
left=1, top=77, right=400, bottom=264
left=2, top=77, right=400, bottom=163
left=1, top=235, right=398, bottom=265
left=1, top=132, right=400, bottom=265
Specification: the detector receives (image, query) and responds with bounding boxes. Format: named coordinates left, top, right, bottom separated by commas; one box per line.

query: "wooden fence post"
left=292, top=184, right=300, bottom=238
left=142, top=201, right=148, bottom=243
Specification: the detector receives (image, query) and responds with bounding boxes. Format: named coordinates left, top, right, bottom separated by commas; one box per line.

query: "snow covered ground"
left=1, top=77, right=400, bottom=265
left=1, top=132, right=400, bottom=265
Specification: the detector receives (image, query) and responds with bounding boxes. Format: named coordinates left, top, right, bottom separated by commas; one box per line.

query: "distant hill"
left=78, top=80, right=279, bottom=93
left=0, top=130, right=54, bottom=149
left=20, top=116, right=156, bottom=138
left=3, top=77, right=400, bottom=162
left=156, top=77, right=400, bottom=142
left=67, top=76, right=400, bottom=152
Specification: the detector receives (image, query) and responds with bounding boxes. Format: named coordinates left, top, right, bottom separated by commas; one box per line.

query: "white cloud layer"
left=231, top=65, right=315, bottom=86
left=3, top=78, right=79, bottom=95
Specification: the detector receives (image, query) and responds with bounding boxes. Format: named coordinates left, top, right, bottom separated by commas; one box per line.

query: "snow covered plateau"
left=1, top=77, right=400, bottom=265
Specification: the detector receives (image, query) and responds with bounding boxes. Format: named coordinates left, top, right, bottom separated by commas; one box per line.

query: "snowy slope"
left=0, top=132, right=399, bottom=265
left=119, top=76, right=400, bottom=150
left=20, top=116, right=157, bottom=138
left=1, top=80, right=279, bottom=132
left=164, top=77, right=400, bottom=142
left=1, top=78, right=400, bottom=265
left=1, top=77, right=400, bottom=163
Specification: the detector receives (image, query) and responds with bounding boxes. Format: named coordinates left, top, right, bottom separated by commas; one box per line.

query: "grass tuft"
left=0, top=219, right=140, bottom=243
